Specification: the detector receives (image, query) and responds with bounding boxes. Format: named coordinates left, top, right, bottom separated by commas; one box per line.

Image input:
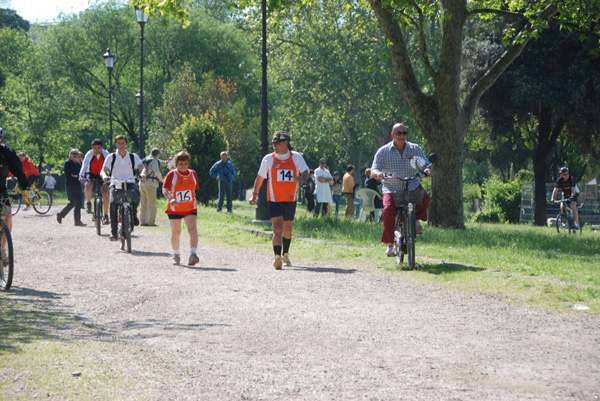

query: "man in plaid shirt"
left=370, top=123, right=433, bottom=257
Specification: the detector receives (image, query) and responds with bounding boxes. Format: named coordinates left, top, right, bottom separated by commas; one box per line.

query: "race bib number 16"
left=175, top=189, right=193, bottom=202
left=277, top=169, right=294, bottom=182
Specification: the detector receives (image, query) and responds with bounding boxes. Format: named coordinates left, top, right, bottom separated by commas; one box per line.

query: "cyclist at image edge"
left=0, top=128, right=30, bottom=231
left=370, top=123, right=433, bottom=257
left=79, top=138, right=110, bottom=225
left=550, top=166, right=580, bottom=229
left=100, top=135, right=146, bottom=242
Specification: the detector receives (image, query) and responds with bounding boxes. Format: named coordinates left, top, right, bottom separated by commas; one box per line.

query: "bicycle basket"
left=111, top=188, right=139, bottom=204
left=392, top=189, right=425, bottom=206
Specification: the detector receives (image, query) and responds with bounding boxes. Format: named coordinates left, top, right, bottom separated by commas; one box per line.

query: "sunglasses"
left=393, top=130, right=408, bottom=136
left=272, top=139, right=286, bottom=144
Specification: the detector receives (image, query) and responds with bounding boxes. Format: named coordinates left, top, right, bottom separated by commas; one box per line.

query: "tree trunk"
left=427, top=123, right=465, bottom=229
left=532, top=105, right=565, bottom=226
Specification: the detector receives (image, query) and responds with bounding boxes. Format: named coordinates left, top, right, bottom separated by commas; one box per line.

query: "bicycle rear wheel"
left=407, top=211, right=416, bottom=270
left=94, top=197, right=102, bottom=236
left=0, top=226, right=14, bottom=291
left=32, top=190, right=52, bottom=214
left=11, top=197, right=21, bottom=216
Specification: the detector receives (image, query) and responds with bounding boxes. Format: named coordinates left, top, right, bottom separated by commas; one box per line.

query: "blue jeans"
left=218, top=180, right=233, bottom=212
left=332, top=194, right=342, bottom=214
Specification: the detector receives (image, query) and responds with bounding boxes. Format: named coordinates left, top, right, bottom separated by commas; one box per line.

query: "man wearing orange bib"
left=249, top=131, right=309, bottom=269
left=162, top=151, right=200, bottom=266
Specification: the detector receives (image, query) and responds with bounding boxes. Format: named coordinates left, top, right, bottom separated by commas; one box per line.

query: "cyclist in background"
left=0, top=128, right=30, bottom=231
left=79, top=138, right=110, bottom=224
left=370, top=123, right=432, bottom=257
left=551, top=166, right=580, bottom=229
left=100, top=135, right=146, bottom=241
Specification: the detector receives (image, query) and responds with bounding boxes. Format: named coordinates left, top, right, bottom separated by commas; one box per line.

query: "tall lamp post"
left=135, top=6, right=148, bottom=157
left=254, top=0, right=270, bottom=221
left=103, top=48, right=115, bottom=152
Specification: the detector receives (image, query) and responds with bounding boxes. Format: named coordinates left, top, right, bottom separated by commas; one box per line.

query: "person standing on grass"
left=162, top=151, right=199, bottom=266
left=209, top=151, right=235, bottom=213
left=342, top=165, right=355, bottom=218
left=248, top=131, right=309, bottom=270
left=57, top=149, right=86, bottom=227
left=314, top=158, right=333, bottom=217
left=43, top=171, right=56, bottom=199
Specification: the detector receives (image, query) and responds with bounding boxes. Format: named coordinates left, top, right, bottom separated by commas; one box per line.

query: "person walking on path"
left=209, top=151, right=235, bottom=213
left=248, top=131, right=309, bottom=269
left=342, top=165, right=355, bottom=218
left=79, top=139, right=110, bottom=224
left=43, top=171, right=56, bottom=199
left=162, top=151, right=199, bottom=266
left=314, top=158, right=333, bottom=217
left=57, top=149, right=86, bottom=226
left=140, top=148, right=170, bottom=226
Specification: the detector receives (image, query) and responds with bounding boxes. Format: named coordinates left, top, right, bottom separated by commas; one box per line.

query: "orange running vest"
left=166, top=169, right=198, bottom=215
left=268, top=152, right=299, bottom=202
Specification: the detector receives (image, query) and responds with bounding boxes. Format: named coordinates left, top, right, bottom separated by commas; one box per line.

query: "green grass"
left=186, top=199, right=600, bottom=313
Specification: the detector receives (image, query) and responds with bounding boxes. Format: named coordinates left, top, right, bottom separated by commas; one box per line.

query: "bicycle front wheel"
left=11, top=197, right=21, bottom=215
left=32, top=190, right=52, bottom=214
left=407, top=211, right=416, bottom=270
left=123, top=207, right=132, bottom=253
left=0, top=226, right=14, bottom=291
left=556, top=213, right=569, bottom=234
left=94, top=197, right=102, bottom=236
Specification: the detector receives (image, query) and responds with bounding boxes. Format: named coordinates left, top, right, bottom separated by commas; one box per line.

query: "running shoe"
left=188, top=253, right=199, bottom=266
left=273, top=255, right=283, bottom=270
left=86, top=202, right=93, bottom=214
left=102, top=215, right=110, bottom=225
left=172, top=254, right=181, bottom=265
left=282, top=253, right=292, bottom=267
left=386, top=245, right=396, bottom=257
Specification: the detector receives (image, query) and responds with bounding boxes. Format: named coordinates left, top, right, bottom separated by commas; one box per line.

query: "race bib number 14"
left=277, top=169, right=295, bottom=182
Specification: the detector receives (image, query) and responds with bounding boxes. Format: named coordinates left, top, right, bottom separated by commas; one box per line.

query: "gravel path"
left=6, top=209, right=600, bottom=400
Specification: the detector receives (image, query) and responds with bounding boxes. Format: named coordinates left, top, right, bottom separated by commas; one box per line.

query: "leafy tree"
left=0, top=8, right=30, bottom=31
left=136, top=0, right=600, bottom=228
left=180, top=115, right=228, bottom=204
left=474, top=26, right=600, bottom=225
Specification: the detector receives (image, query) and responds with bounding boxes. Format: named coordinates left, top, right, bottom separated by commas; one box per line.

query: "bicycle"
left=554, top=197, right=582, bottom=234
left=111, top=178, right=137, bottom=253
left=385, top=154, right=436, bottom=270
left=9, top=181, right=52, bottom=215
left=88, top=177, right=107, bottom=236
left=0, top=199, right=14, bottom=291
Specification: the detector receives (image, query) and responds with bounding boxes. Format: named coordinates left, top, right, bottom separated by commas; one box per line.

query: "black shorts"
left=268, top=201, right=297, bottom=221
left=167, top=213, right=197, bottom=220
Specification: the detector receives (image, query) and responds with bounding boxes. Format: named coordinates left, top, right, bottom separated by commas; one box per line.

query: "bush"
left=472, top=175, right=522, bottom=223
left=178, top=115, right=228, bottom=205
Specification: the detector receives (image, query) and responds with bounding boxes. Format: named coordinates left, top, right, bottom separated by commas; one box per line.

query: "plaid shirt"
left=371, top=141, right=429, bottom=194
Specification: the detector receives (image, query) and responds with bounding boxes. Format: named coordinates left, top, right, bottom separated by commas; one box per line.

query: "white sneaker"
left=574, top=222, right=580, bottom=229
left=386, top=245, right=396, bottom=257
left=22, top=205, right=29, bottom=211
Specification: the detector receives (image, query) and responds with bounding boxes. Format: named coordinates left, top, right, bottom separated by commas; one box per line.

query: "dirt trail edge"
left=5, top=211, right=600, bottom=400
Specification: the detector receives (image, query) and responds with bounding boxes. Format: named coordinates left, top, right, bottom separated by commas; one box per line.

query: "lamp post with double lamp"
left=103, top=48, right=115, bottom=152
left=135, top=6, right=148, bottom=157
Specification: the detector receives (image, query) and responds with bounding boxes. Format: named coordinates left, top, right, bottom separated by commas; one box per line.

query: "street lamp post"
left=135, top=6, right=148, bottom=157
left=103, top=48, right=115, bottom=151
left=254, top=0, right=270, bottom=221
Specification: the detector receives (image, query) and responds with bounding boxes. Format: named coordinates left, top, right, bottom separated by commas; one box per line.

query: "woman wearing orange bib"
left=249, top=131, right=309, bottom=269
left=162, top=151, right=200, bottom=266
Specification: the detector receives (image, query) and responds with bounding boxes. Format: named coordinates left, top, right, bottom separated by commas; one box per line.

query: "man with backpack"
left=139, top=148, right=170, bottom=226
left=209, top=151, right=235, bottom=213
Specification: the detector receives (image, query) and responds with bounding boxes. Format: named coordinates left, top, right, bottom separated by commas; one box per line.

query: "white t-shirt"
left=102, top=151, right=143, bottom=181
